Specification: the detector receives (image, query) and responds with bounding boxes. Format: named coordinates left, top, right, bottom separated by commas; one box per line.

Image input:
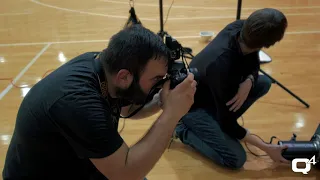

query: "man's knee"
left=176, top=109, right=247, bottom=169
left=225, top=153, right=246, bottom=169
left=221, top=148, right=247, bottom=169
left=257, top=75, right=272, bottom=96
left=175, top=126, right=247, bottom=169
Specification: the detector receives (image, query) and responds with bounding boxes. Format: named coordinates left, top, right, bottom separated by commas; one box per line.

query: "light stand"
left=158, top=0, right=165, bottom=39
left=157, top=0, right=193, bottom=54
left=157, top=0, right=195, bottom=148
left=236, top=0, right=242, bottom=20
left=236, top=0, right=309, bottom=108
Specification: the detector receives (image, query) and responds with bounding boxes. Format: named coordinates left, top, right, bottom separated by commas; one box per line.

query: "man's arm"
left=49, top=74, right=195, bottom=180
left=241, top=129, right=269, bottom=151
left=49, top=92, right=181, bottom=180
left=91, top=74, right=196, bottom=180
left=242, top=129, right=290, bottom=163
left=91, top=109, right=179, bottom=180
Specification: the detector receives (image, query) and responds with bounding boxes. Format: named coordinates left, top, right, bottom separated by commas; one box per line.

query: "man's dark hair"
left=100, top=24, right=169, bottom=77
left=241, top=8, right=288, bottom=49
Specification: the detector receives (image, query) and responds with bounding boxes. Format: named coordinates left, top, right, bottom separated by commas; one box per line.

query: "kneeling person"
left=175, top=8, right=289, bottom=169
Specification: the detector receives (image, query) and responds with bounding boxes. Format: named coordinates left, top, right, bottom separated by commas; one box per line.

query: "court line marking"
left=0, top=39, right=111, bottom=47
left=1, top=30, right=320, bottom=47
left=30, top=0, right=155, bottom=21
left=167, top=13, right=320, bottom=20
left=30, top=0, right=320, bottom=21
left=0, top=43, right=51, bottom=100
left=102, top=0, right=320, bottom=10
left=286, top=31, right=320, bottom=34
left=0, top=12, right=32, bottom=16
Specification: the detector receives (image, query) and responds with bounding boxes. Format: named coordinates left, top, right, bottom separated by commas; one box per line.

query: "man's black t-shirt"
left=2, top=52, right=130, bottom=179
left=189, top=20, right=260, bottom=140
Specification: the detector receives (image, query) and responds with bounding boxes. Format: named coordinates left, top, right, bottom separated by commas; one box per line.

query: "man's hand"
left=226, top=78, right=252, bottom=112
left=161, top=73, right=197, bottom=120
left=242, top=131, right=290, bottom=165
left=265, top=144, right=291, bottom=164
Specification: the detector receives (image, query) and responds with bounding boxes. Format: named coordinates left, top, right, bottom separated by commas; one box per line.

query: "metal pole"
left=159, top=0, right=164, bottom=38
left=236, top=0, right=242, bottom=20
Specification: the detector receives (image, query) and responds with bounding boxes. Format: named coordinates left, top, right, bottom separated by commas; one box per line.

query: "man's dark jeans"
left=175, top=75, right=272, bottom=169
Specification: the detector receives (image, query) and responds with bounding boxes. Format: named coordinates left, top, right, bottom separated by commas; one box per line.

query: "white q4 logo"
left=292, top=155, right=317, bottom=174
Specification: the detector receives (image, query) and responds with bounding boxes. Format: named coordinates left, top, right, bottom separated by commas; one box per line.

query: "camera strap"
left=92, top=52, right=108, bottom=99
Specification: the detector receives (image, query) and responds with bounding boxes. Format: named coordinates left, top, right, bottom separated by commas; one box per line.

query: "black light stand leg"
left=259, top=69, right=310, bottom=108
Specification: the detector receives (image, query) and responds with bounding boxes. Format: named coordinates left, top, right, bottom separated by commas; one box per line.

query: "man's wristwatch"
left=247, top=75, right=254, bottom=87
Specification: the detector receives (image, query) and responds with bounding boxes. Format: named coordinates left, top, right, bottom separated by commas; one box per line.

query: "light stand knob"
left=290, top=133, right=297, bottom=141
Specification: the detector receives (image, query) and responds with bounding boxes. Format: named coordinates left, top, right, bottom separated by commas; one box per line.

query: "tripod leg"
left=259, top=69, right=310, bottom=108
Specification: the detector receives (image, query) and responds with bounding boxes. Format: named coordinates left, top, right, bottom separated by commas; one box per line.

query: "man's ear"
left=116, top=69, right=133, bottom=88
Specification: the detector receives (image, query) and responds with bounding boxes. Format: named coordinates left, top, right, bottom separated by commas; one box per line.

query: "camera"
left=278, top=123, right=320, bottom=169
left=164, top=35, right=199, bottom=89
left=167, top=61, right=198, bottom=89
left=165, top=35, right=181, bottom=62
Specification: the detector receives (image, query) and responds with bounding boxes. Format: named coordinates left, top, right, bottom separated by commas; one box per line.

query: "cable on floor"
left=0, top=69, right=55, bottom=88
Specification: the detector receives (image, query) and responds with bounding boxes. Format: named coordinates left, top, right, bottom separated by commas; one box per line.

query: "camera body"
left=278, top=123, right=320, bottom=169
left=165, top=35, right=181, bottom=62
left=164, top=35, right=199, bottom=89
left=167, top=61, right=198, bottom=89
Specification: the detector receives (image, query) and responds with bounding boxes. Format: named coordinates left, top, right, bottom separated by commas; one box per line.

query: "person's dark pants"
left=175, top=75, right=272, bottom=169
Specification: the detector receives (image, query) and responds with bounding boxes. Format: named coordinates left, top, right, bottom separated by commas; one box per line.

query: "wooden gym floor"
left=1, top=0, right=320, bottom=179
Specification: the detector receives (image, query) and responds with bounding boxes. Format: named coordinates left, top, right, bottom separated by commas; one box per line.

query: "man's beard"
left=115, top=77, right=148, bottom=105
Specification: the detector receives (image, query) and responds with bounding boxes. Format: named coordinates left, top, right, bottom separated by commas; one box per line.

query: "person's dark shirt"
left=189, top=20, right=260, bottom=140
left=2, top=52, right=131, bottom=180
